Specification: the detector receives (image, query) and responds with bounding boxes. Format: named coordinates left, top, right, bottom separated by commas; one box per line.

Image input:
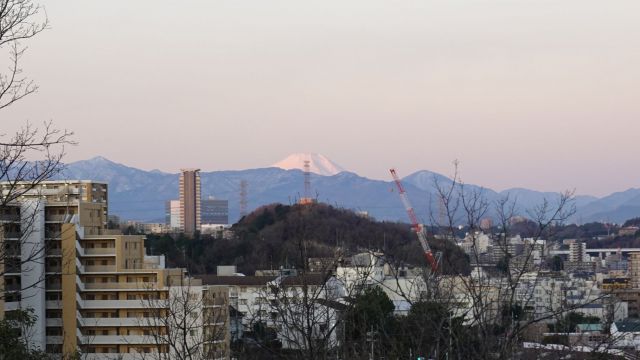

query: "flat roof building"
left=165, top=199, right=181, bottom=230
left=202, top=198, right=228, bottom=226
left=179, top=169, right=201, bottom=235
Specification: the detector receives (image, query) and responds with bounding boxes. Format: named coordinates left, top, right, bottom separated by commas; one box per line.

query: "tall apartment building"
left=569, top=241, right=588, bottom=263
left=201, top=198, right=229, bottom=226
left=0, top=180, right=229, bottom=359
left=164, top=200, right=181, bottom=230
left=629, top=252, right=640, bottom=289
left=179, top=169, right=201, bottom=235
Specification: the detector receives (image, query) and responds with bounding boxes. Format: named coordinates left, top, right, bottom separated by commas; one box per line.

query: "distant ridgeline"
left=59, top=156, right=640, bottom=224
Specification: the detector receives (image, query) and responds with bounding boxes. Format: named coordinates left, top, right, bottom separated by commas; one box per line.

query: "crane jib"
left=389, top=167, right=440, bottom=272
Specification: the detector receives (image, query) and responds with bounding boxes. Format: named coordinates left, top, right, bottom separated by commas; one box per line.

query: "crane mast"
left=390, top=168, right=438, bottom=272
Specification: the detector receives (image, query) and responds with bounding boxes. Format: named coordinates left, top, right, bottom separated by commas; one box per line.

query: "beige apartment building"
left=0, top=180, right=229, bottom=359
left=179, top=169, right=201, bottom=235
left=629, top=252, right=640, bottom=289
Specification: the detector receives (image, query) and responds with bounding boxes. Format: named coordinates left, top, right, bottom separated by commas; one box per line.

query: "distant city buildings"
left=179, top=168, right=201, bottom=235
left=202, top=198, right=229, bottom=226
left=165, top=199, right=181, bottom=230
left=163, top=171, right=229, bottom=235
left=569, top=241, right=588, bottom=263
left=630, top=252, right=640, bottom=288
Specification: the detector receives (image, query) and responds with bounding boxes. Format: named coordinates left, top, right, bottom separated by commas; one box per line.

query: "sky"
left=3, top=0, right=640, bottom=197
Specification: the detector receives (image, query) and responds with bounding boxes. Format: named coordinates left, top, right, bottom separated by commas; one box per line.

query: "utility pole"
left=447, top=310, right=452, bottom=360
left=367, top=326, right=375, bottom=360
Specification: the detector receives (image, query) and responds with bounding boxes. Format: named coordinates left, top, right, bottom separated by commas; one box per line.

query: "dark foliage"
left=146, top=203, right=471, bottom=276
left=539, top=222, right=614, bottom=242
left=586, top=234, right=640, bottom=249
left=623, top=217, right=640, bottom=227
left=0, top=310, right=53, bottom=360
left=547, top=312, right=600, bottom=333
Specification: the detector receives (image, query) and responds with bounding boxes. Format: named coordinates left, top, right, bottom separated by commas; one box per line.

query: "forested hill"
left=146, top=203, right=470, bottom=276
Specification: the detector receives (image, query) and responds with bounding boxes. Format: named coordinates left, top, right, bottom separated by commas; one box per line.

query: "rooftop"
left=613, top=319, right=640, bottom=333
left=198, top=273, right=331, bottom=286
left=576, top=323, right=602, bottom=332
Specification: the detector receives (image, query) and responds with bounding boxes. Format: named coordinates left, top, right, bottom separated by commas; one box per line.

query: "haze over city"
left=5, top=0, right=640, bottom=196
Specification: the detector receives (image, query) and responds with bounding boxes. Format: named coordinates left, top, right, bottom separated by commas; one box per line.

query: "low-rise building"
left=199, top=271, right=344, bottom=350
left=611, top=318, right=640, bottom=350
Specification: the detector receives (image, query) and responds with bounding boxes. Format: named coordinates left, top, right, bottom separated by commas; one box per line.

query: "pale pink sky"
left=4, top=0, right=640, bottom=196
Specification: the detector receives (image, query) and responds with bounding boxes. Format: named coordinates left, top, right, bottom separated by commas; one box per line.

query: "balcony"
left=46, top=214, right=68, bottom=222
left=0, top=214, right=19, bottom=221
left=81, top=335, right=158, bottom=345
left=84, top=355, right=150, bottom=360
left=84, top=265, right=117, bottom=272
left=80, top=317, right=160, bottom=327
left=83, top=247, right=116, bottom=256
left=47, top=248, right=62, bottom=256
left=46, top=336, right=63, bottom=344
left=83, top=282, right=158, bottom=290
left=46, top=266, right=62, bottom=273
left=46, top=283, right=62, bottom=290
left=3, top=250, right=20, bottom=257
left=81, top=300, right=149, bottom=309
left=46, top=300, right=63, bottom=309
left=1, top=232, right=21, bottom=239
left=204, top=321, right=226, bottom=327
left=4, top=301, right=19, bottom=311
left=46, top=318, right=63, bottom=327
left=76, top=258, right=85, bottom=273
left=76, top=241, right=84, bottom=256
left=45, top=231, right=62, bottom=239
left=4, top=285, right=21, bottom=292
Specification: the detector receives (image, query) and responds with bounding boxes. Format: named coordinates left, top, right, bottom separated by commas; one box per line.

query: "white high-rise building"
left=165, top=199, right=181, bottom=230
left=569, top=241, right=588, bottom=263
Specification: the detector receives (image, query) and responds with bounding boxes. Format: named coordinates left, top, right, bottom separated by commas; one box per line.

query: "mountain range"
left=57, top=154, right=640, bottom=225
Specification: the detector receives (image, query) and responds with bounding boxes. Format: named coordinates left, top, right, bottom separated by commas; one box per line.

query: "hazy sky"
left=4, top=0, right=640, bottom=196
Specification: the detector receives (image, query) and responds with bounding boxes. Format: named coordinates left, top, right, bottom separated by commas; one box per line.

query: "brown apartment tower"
left=179, top=168, right=201, bottom=235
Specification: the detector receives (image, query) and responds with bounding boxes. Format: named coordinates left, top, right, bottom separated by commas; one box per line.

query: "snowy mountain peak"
left=271, top=153, right=346, bottom=176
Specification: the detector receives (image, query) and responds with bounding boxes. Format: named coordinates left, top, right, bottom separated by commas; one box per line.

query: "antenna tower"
left=304, top=160, right=311, bottom=199
left=298, top=159, right=314, bottom=205
left=239, top=180, right=248, bottom=217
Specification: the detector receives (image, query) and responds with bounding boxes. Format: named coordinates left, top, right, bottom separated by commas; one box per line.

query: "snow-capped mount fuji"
left=271, top=153, right=346, bottom=176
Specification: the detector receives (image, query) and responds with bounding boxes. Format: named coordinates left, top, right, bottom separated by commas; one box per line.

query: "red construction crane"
left=390, top=168, right=439, bottom=272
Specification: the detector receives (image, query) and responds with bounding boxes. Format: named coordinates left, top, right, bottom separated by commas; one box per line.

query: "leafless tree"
left=0, top=0, right=74, bottom=307
left=137, top=278, right=229, bottom=360
left=233, top=212, right=383, bottom=360
left=0, top=0, right=48, bottom=110
left=417, top=162, right=631, bottom=359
